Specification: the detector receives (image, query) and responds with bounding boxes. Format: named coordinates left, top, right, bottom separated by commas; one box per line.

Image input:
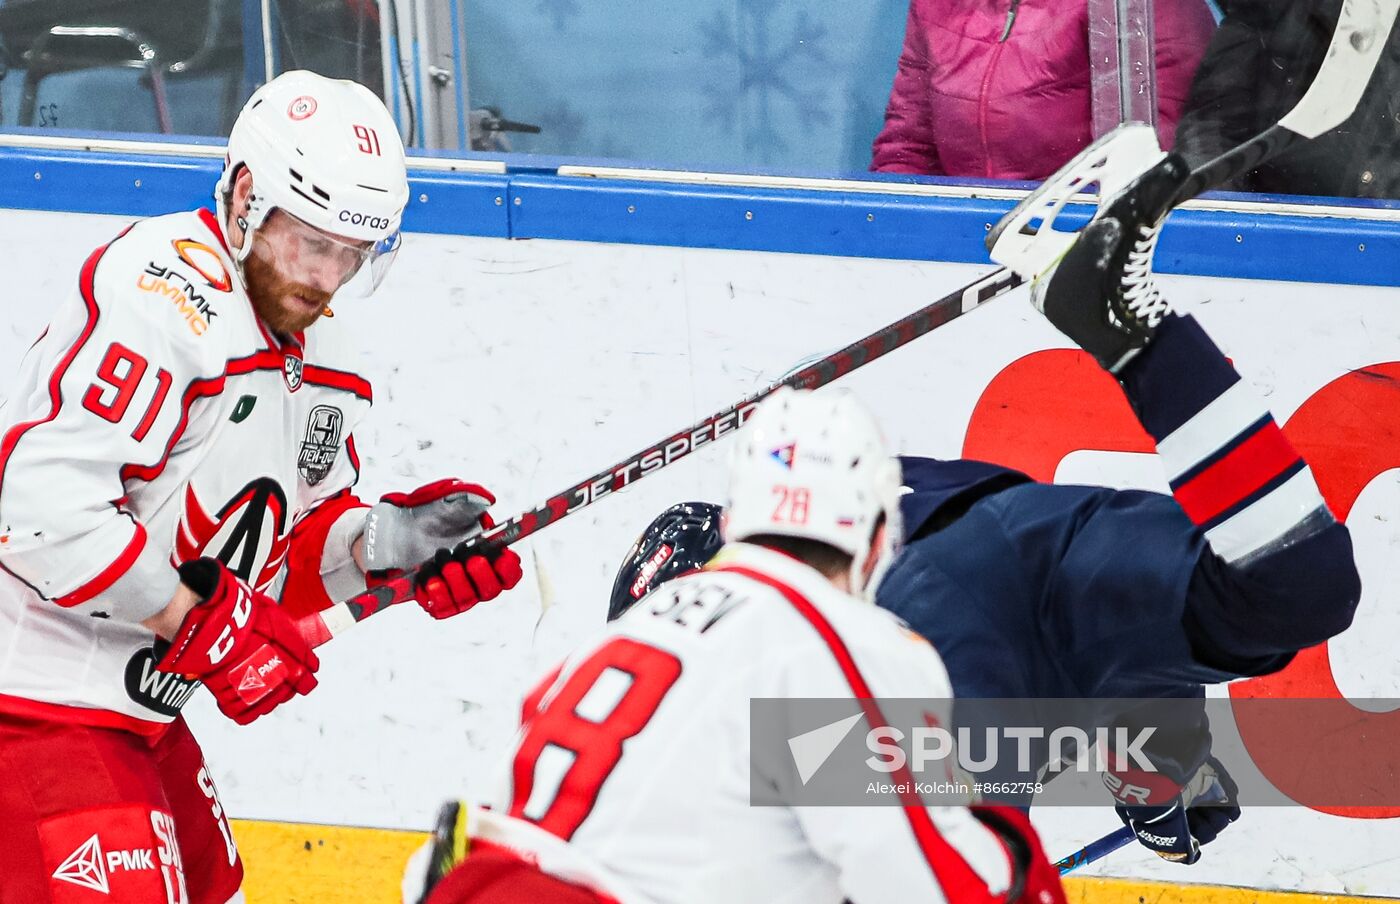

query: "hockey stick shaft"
left=294, top=267, right=1024, bottom=647
left=1054, top=826, right=1135, bottom=876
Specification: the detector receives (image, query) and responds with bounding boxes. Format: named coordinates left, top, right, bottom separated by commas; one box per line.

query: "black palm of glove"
left=1113, top=755, right=1240, bottom=864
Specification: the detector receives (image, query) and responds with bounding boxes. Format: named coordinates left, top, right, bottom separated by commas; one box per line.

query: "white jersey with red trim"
left=0, top=208, right=370, bottom=727
left=490, top=542, right=1013, bottom=904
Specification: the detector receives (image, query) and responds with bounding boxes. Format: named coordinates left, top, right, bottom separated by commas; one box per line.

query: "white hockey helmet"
left=216, top=70, right=409, bottom=294
left=724, top=386, right=903, bottom=600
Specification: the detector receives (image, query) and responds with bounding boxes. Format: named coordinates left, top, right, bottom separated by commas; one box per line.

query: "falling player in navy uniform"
left=888, top=145, right=1359, bottom=863
left=603, top=153, right=1361, bottom=868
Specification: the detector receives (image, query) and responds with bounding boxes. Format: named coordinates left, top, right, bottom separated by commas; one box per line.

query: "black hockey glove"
left=1110, top=755, right=1240, bottom=864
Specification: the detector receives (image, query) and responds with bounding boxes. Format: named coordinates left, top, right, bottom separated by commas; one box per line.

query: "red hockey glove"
left=365, top=479, right=524, bottom=619
left=157, top=558, right=320, bottom=725
left=412, top=511, right=524, bottom=619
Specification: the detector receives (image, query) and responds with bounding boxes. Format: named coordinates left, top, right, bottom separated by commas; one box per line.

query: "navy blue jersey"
left=881, top=316, right=1359, bottom=703
left=886, top=454, right=1356, bottom=700
left=877, top=316, right=1360, bottom=795
left=883, top=453, right=1356, bottom=793
left=888, top=458, right=1220, bottom=700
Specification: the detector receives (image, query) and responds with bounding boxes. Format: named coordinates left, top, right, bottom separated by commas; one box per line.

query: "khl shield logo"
left=283, top=352, right=304, bottom=392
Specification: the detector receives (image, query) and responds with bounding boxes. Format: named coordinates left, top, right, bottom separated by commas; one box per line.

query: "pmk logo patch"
left=233, top=645, right=287, bottom=705
left=40, top=806, right=185, bottom=904
left=770, top=443, right=796, bottom=470
left=52, top=833, right=108, bottom=893
left=238, top=664, right=265, bottom=694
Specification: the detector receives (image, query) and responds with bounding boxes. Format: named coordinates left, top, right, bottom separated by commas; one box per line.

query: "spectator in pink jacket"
left=871, top=0, right=1216, bottom=179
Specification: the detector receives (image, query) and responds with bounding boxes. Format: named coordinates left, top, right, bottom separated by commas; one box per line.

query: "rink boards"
left=1, top=193, right=1398, bottom=899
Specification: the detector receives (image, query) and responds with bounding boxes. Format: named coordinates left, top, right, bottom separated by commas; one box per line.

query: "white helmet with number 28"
left=724, top=386, right=903, bottom=601
left=216, top=69, right=409, bottom=294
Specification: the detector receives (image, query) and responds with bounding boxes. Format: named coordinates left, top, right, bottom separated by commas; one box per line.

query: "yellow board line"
left=1065, top=879, right=1394, bottom=904
left=232, top=819, right=1389, bottom=904
left=231, top=819, right=428, bottom=903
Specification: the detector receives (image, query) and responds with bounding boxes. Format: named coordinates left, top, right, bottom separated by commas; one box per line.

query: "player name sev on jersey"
left=488, top=543, right=1017, bottom=904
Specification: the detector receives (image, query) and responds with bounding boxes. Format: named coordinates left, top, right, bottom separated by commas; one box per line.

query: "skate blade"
left=987, top=123, right=1164, bottom=280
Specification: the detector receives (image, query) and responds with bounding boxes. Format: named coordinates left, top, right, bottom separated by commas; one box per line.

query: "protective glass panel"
left=0, top=0, right=1393, bottom=202
left=1172, top=0, right=1400, bottom=202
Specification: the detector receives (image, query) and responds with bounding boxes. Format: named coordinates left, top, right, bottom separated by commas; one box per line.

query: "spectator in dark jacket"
left=1175, top=0, right=1400, bottom=200
left=871, top=0, right=1216, bottom=179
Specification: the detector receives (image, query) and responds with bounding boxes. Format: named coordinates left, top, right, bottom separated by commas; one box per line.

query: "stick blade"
left=1279, top=0, right=1400, bottom=138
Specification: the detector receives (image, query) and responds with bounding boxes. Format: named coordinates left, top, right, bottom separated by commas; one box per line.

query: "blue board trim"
left=0, top=146, right=1394, bottom=288
left=507, top=175, right=1399, bottom=287
left=404, top=172, right=512, bottom=238
left=0, top=148, right=223, bottom=219
left=0, top=147, right=511, bottom=238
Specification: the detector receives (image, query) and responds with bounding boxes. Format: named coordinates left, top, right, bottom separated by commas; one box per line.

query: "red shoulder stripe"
left=302, top=364, right=373, bottom=401
left=196, top=206, right=232, bottom=256
left=119, top=350, right=289, bottom=484
left=346, top=434, right=362, bottom=478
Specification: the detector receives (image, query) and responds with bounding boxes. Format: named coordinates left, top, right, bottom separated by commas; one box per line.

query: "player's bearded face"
left=243, top=210, right=369, bottom=334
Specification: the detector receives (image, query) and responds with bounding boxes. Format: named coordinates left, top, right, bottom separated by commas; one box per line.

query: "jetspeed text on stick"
left=566, top=402, right=761, bottom=512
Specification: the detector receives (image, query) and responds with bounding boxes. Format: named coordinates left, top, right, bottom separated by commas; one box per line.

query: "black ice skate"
left=1031, top=152, right=1191, bottom=373
left=987, top=123, right=1191, bottom=373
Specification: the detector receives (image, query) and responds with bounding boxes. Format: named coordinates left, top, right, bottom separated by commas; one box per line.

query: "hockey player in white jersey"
left=412, top=387, right=1066, bottom=904
left=0, top=72, right=523, bottom=902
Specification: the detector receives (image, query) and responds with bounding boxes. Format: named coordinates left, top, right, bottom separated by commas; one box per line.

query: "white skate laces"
left=1117, top=220, right=1172, bottom=331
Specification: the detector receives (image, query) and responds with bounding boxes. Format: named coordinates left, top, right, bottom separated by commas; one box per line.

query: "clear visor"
left=250, top=208, right=400, bottom=298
